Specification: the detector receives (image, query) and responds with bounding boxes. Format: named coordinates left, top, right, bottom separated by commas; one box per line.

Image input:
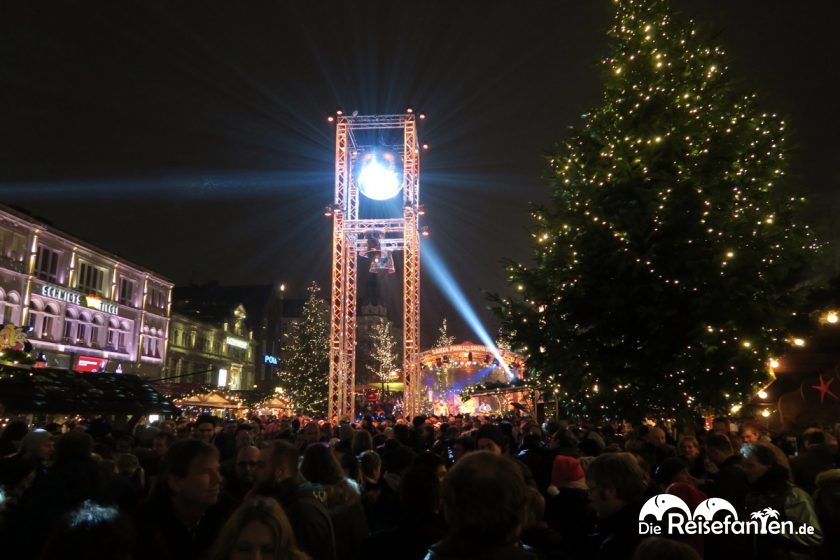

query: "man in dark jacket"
left=585, top=452, right=649, bottom=560
left=133, top=439, right=230, bottom=560
left=424, top=451, right=536, bottom=559
left=791, top=430, right=838, bottom=495
left=253, top=439, right=337, bottom=560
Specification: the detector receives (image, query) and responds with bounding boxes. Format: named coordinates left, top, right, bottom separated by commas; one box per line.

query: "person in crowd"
left=425, top=451, right=535, bottom=559
left=586, top=452, right=650, bottom=560
left=742, top=442, right=823, bottom=559
left=224, top=445, right=261, bottom=505
left=741, top=425, right=761, bottom=444
left=475, top=423, right=507, bottom=455
left=549, top=429, right=581, bottom=458
left=7, top=430, right=109, bottom=557
left=252, top=440, right=336, bottom=560
left=4, top=428, right=53, bottom=482
left=676, top=435, right=706, bottom=478
left=520, top=487, right=566, bottom=559
left=544, top=454, right=595, bottom=557
left=0, top=420, right=28, bottom=457
left=351, top=429, right=373, bottom=457
left=791, top=430, right=838, bottom=495
left=813, top=468, right=840, bottom=559
left=133, top=439, right=229, bottom=560
left=194, top=415, right=218, bottom=444
left=517, top=432, right=553, bottom=492
left=702, top=432, right=748, bottom=511
left=631, top=537, right=700, bottom=560
left=414, top=451, right=447, bottom=482
left=39, top=500, right=135, bottom=560
left=358, top=450, right=381, bottom=491
left=451, top=435, right=475, bottom=463
left=209, top=497, right=310, bottom=560
left=300, top=443, right=368, bottom=560
left=712, top=417, right=730, bottom=435
left=142, top=430, right=176, bottom=486
left=369, top=443, right=415, bottom=532
left=364, top=465, right=446, bottom=560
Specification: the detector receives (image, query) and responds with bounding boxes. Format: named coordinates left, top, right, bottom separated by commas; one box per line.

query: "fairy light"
left=496, top=0, right=821, bottom=418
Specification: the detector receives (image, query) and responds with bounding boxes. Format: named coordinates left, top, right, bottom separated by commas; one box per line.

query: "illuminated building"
left=0, top=204, right=172, bottom=376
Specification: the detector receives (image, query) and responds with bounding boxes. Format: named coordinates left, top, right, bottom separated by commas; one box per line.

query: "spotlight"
left=336, top=109, right=343, bottom=115
left=420, top=226, right=430, bottom=237
left=418, top=204, right=426, bottom=216
left=757, top=390, right=768, bottom=399
left=327, top=116, right=334, bottom=123
left=422, top=144, right=429, bottom=150
left=827, top=312, right=839, bottom=324
left=761, top=409, right=771, bottom=417
left=358, top=151, right=402, bottom=201
left=323, top=205, right=335, bottom=217
left=419, top=114, right=426, bottom=120
left=406, top=108, right=413, bottom=114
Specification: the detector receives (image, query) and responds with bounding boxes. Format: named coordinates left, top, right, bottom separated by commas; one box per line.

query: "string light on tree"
left=491, top=0, right=821, bottom=418
left=280, top=283, right=330, bottom=415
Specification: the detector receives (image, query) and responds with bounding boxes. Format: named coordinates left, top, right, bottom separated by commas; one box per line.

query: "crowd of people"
left=0, top=411, right=838, bottom=560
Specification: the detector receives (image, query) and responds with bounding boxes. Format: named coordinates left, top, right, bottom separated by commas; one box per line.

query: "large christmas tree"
left=495, top=0, right=821, bottom=419
left=281, top=282, right=329, bottom=415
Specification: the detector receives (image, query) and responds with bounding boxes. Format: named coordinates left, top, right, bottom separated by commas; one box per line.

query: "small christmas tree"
left=494, top=0, right=821, bottom=418
left=281, top=282, right=329, bottom=415
left=368, top=320, right=399, bottom=394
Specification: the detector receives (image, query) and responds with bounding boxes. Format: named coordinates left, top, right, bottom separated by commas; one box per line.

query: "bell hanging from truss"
left=369, top=250, right=395, bottom=274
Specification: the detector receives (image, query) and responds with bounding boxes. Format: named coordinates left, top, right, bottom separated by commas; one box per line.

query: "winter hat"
left=551, top=454, right=585, bottom=488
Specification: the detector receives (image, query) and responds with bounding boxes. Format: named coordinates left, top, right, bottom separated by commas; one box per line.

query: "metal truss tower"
left=327, top=111, right=422, bottom=420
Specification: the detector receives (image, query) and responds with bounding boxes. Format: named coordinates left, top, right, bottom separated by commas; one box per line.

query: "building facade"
left=0, top=205, right=172, bottom=376
left=166, top=306, right=256, bottom=390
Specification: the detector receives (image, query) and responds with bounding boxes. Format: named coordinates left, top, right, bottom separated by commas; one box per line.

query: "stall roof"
left=0, top=366, right=178, bottom=415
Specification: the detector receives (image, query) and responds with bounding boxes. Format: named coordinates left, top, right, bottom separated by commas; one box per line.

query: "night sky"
left=2, top=1, right=838, bottom=342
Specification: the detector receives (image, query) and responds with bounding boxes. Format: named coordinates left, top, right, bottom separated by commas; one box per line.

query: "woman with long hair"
left=209, top=497, right=309, bottom=560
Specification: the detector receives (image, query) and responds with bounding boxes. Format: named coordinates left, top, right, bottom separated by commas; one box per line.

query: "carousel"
left=418, top=342, right=527, bottom=416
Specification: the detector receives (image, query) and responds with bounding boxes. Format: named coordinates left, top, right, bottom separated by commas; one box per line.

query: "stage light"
left=423, top=241, right=513, bottom=378
left=421, top=226, right=430, bottom=237
left=323, top=205, right=335, bottom=217
left=419, top=114, right=426, bottom=120
left=418, top=204, right=426, bottom=216
left=422, top=144, right=429, bottom=150
left=761, top=409, right=771, bottom=417
left=358, top=151, right=402, bottom=201
left=406, top=108, right=413, bottom=114
left=327, top=116, right=334, bottom=123
left=757, top=390, right=768, bottom=399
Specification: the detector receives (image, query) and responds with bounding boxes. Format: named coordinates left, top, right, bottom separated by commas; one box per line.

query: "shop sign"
left=264, top=355, right=278, bottom=365
left=41, top=284, right=119, bottom=314
left=226, top=336, right=249, bottom=349
left=75, top=355, right=107, bottom=373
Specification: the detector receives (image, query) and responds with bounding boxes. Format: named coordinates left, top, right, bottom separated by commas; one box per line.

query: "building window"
left=90, top=315, right=104, bottom=348
left=118, top=277, right=135, bottom=307
left=77, top=261, right=106, bottom=297
left=35, top=246, right=60, bottom=283
left=41, top=304, right=59, bottom=340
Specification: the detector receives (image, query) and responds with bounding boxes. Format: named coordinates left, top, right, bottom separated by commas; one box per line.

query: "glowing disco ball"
left=358, top=151, right=402, bottom=200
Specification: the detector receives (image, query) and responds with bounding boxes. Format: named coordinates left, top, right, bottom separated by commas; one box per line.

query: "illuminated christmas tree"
left=368, top=320, right=399, bottom=393
left=495, top=0, right=821, bottom=418
left=281, top=282, right=329, bottom=415
left=434, top=318, right=456, bottom=348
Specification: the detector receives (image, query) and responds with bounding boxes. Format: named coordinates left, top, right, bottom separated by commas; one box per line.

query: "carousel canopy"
left=0, top=366, right=178, bottom=415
